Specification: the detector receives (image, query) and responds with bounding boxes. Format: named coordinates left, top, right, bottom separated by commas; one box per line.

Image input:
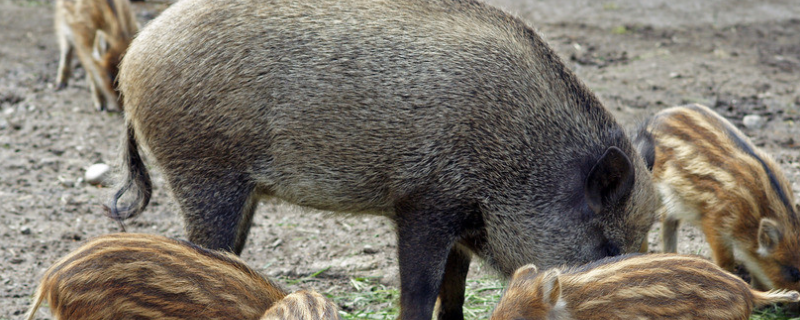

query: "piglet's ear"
left=539, top=270, right=561, bottom=307
left=511, top=264, right=539, bottom=281
left=585, top=146, right=635, bottom=215
left=632, top=125, right=656, bottom=172
left=758, top=218, right=782, bottom=255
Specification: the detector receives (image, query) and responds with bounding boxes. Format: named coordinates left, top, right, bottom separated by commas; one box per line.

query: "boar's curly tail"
left=105, top=121, right=152, bottom=229
left=752, top=289, right=800, bottom=308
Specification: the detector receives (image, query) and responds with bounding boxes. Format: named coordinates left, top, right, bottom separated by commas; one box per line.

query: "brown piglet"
left=25, top=233, right=341, bottom=320
left=491, top=254, right=800, bottom=320
left=55, top=0, right=138, bottom=111
left=637, top=103, right=800, bottom=291
left=259, top=290, right=342, bottom=320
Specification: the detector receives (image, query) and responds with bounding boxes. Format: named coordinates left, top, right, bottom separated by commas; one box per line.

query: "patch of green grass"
left=282, top=266, right=333, bottom=286
left=611, top=25, right=629, bottom=35
left=334, top=277, right=398, bottom=320
left=750, top=305, right=800, bottom=320
left=463, top=277, right=505, bottom=319
left=330, top=276, right=504, bottom=320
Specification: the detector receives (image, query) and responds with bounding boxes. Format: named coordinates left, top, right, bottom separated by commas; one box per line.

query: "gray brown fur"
left=54, top=0, right=137, bottom=111
left=639, top=103, right=800, bottom=291
left=25, top=233, right=341, bottom=320
left=113, top=0, right=658, bottom=319
left=491, top=254, right=800, bottom=320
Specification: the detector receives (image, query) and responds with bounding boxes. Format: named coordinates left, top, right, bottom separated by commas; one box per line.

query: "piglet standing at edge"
left=54, top=0, right=137, bottom=111
left=637, top=103, right=800, bottom=292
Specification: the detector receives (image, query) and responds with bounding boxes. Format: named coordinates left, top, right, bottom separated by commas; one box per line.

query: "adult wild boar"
left=112, top=0, right=658, bottom=319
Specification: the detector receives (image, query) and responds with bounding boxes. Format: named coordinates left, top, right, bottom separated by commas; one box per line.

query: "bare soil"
left=2, top=0, right=799, bottom=318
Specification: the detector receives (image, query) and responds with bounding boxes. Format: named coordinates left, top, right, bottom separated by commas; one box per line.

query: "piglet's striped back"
left=492, top=254, right=800, bottom=320
left=645, top=103, right=800, bottom=291
left=26, top=233, right=287, bottom=320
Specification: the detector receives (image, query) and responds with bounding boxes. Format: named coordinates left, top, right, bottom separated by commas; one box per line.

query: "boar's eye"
left=782, top=265, right=800, bottom=282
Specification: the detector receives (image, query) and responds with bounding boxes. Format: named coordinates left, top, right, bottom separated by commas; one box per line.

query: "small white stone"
left=363, top=245, right=379, bottom=254
left=85, top=163, right=112, bottom=186
left=742, top=114, right=765, bottom=130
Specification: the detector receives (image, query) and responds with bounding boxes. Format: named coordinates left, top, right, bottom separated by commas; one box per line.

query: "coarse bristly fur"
left=491, top=254, right=800, bottom=320
left=25, top=233, right=341, bottom=320
left=54, top=0, right=138, bottom=111
left=637, top=103, right=800, bottom=292
left=112, top=0, right=659, bottom=319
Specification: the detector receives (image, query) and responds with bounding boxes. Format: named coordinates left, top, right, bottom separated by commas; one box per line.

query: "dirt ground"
left=2, top=0, right=799, bottom=318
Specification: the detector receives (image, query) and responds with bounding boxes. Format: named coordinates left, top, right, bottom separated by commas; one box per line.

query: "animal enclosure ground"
left=2, top=0, right=800, bottom=318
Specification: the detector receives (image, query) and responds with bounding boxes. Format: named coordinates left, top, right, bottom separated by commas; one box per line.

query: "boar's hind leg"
left=436, top=245, right=471, bottom=320
left=394, top=203, right=468, bottom=320
left=232, top=193, right=260, bottom=254
left=169, top=172, right=258, bottom=254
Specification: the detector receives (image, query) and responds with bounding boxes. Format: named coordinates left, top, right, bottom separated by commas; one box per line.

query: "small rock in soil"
left=85, top=163, right=112, bottom=186
left=363, top=245, right=379, bottom=254
left=743, top=114, right=766, bottom=129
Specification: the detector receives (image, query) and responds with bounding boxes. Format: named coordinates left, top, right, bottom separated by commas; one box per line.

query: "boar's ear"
left=539, top=270, right=561, bottom=307
left=585, top=146, right=635, bottom=215
left=758, top=218, right=782, bottom=255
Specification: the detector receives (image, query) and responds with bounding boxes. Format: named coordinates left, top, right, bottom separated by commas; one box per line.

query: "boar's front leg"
left=394, top=202, right=469, bottom=320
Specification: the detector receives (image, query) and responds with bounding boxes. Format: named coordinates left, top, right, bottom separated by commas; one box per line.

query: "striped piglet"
left=25, top=233, right=341, bottom=320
